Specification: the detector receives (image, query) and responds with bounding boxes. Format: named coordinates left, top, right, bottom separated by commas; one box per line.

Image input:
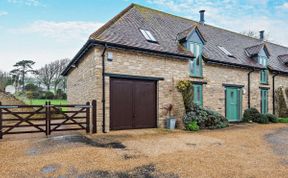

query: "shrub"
left=186, top=121, right=199, bottom=131
left=55, top=89, right=67, bottom=99
left=278, top=118, right=288, bottom=123
left=258, top=114, right=269, bottom=124
left=41, top=91, right=54, bottom=99
left=242, top=108, right=261, bottom=122
left=265, top=113, right=278, bottom=123
left=183, top=105, right=229, bottom=129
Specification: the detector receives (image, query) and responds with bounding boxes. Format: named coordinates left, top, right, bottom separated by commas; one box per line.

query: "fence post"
left=0, top=102, right=2, bottom=139
left=86, top=102, right=90, bottom=133
left=92, top=100, right=97, bottom=133
left=45, top=101, right=48, bottom=136
left=47, top=101, right=51, bottom=136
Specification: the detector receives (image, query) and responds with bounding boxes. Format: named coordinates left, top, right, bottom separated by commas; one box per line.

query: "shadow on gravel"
left=27, top=135, right=126, bottom=156
left=77, top=164, right=179, bottom=178
left=265, top=127, right=288, bottom=165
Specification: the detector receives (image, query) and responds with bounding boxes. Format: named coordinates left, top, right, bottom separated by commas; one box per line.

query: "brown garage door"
left=110, top=78, right=157, bottom=130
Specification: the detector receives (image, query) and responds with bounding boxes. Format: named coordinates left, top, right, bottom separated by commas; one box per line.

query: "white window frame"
left=218, top=46, right=234, bottom=57
left=140, top=29, right=157, bottom=42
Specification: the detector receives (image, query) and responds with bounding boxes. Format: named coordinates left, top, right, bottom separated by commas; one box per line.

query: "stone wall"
left=67, top=46, right=288, bottom=132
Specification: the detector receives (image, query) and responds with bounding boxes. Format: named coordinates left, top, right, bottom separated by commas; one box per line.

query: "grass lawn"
left=23, top=99, right=67, bottom=105
left=278, top=118, right=288, bottom=123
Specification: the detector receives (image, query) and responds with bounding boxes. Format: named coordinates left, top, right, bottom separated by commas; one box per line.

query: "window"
left=258, top=55, right=268, bottom=84
left=218, top=46, right=234, bottom=57
left=140, top=29, right=157, bottom=42
left=260, top=69, right=268, bottom=84
left=258, top=56, right=267, bottom=67
left=193, top=84, right=203, bottom=106
left=189, top=42, right=203, bottom=77
left=260, top=89, right=268, bottom=114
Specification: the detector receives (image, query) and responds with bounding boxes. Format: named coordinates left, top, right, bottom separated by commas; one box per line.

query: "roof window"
left=218, top=46, right=234, bottom=57
left=140, top=29, right=157, bottom=42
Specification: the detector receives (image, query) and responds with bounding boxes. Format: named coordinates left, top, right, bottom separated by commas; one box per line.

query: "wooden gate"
left=0, top=100, right=97, bottom=139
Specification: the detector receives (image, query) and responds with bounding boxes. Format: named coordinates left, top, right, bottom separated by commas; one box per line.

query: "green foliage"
left=278, top=118, right=288, bottom=123
left=242, top=108, right=261, bottom=122
left=25, top=91, right=34, bottom=100
left=258, top=114, right=269, bottom=124
left=55, top=89, right=67, bottom=100
left=24, top=83, right=40, bottom=91
left=265, top=113, right=278, bottom=123
left=275, top=87, right=288, bottom=117
left=41, top=91, right=54, bottom=99
left=186, top=121, right=199, bottom=131
left=183, top=105, right=229, bottom=129
left=176, top=80, right=193, bottom=112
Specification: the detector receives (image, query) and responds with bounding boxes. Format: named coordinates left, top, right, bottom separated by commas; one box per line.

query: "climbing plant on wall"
left=275, top=87, right=288, bottom=117
left=176, top=80, right=193, bottom=112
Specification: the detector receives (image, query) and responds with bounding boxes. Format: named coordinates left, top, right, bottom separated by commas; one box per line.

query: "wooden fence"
left=0, top=100, right=97, bottom=139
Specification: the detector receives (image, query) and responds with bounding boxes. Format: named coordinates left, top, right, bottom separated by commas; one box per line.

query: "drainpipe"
left=272, top=73, right=279, bottom=115
left=247, top=69, right=254, bottom=109
left=102, top=44, right=107, bottom=133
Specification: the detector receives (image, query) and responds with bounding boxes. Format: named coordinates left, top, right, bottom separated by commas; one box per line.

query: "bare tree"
left=0, top=71, right=12, bottom=91
left=36, top=63, right=58, bottom=91
left=241, top=30, right=270, bottom=41
left=36, top=58, right=70, bottom=92
left=52, top=59, right=70, bottom=93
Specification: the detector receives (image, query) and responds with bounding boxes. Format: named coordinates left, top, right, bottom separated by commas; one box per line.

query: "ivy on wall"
left=176, top=80, right=193, bottom=112
left=275, top=87, right=288, bottom=117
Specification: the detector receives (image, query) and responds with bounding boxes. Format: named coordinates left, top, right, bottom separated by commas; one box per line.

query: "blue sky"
left=1, top=0, right=288, bottom=71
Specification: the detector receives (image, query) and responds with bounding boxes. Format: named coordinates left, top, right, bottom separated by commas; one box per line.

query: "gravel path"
left=0, top=124, right=287, bottom=178
left=265, top=127, right=288, bottom=165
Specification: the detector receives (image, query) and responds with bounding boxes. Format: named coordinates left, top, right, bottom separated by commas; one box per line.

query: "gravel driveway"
left=0, top=123, right=287, bottom=178
left=265, top=127, right=288, bottom=165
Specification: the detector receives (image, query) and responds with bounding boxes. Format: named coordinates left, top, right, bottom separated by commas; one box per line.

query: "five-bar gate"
left=0, top=100, right=97, bottom=139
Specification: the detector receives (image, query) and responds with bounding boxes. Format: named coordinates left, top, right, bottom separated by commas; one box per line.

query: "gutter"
left=62, top=39, right=193, bottom=76
left=102, top=44, right=108, bottom=133
left=272, top=72, right=279, bottom=115
left=204, top=57, right=265, bottom=70
left=247, top=69, right=254, bottom=109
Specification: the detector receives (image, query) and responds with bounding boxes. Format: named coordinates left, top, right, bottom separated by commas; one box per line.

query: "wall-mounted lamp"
left=107, top=52, right=113, bottom=61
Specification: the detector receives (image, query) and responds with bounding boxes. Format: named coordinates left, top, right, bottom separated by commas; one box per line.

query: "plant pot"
left=167, top=117, right=176, bottom=130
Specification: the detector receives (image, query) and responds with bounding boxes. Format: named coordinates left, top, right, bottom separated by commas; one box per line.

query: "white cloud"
left=278, top=2, right=288, bottom=9
left=7, top=0, right=42, bottom=6
left=14, top=20, right=104, bottom=41
left=0, top=11, right=8, bottom=16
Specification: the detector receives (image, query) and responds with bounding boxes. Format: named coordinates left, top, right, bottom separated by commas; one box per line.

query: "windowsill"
left=260, top=82, right=269, bottom=85
left=189, top=75, right=204, bottom=79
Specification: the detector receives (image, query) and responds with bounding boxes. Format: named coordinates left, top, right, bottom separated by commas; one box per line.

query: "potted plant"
left=164, top=104, right=176, bottom=129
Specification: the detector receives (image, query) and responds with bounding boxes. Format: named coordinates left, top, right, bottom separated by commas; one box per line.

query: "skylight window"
left=140, top=29, right=157, bottom=42
left=218, top=46, right=234, bottom=57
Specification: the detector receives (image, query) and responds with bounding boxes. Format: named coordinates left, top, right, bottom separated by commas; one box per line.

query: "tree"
left=52, top=58, right=70, bottom=93
left=36, top=63, right=58, bottom=91
left=241, top=30, right=270, bottom=41
left=0, top=71, right=12, bottom=91
left=10, top=60, right=36, bottom=91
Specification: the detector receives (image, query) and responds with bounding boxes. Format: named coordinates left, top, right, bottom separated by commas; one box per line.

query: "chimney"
left=259, top=30, right=264, bottom=41
left=199, top=10, right=205, bottom=25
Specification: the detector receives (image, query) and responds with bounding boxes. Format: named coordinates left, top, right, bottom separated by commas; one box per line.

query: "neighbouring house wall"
left=67, top=46, right=287, bottom=132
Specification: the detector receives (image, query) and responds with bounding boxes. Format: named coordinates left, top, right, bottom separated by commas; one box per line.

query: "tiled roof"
left=278, top=54, right=288, bottom=65
left=89, top=4, right=288, bottom=73
left=245, top=44, right=264, bottom=57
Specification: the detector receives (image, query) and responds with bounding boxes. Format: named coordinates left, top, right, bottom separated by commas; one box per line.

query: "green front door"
left=261, top=89, right=268, bottom=113
left=226, top=87, right=242, bottom=121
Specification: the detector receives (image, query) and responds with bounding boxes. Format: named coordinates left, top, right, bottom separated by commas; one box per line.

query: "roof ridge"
left=133, top=3, right=288, bottom=49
